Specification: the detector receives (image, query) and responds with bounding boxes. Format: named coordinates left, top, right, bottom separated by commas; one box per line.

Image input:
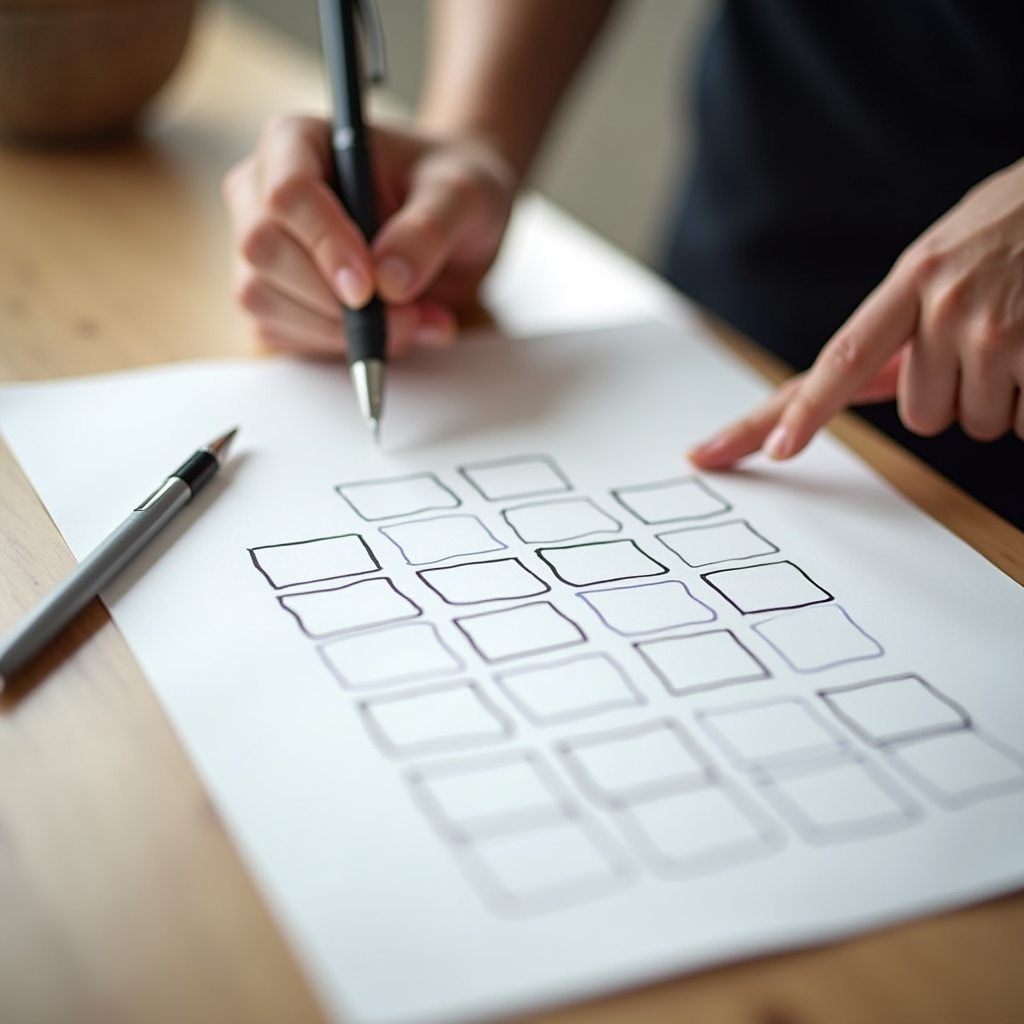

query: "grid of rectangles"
left=245, top=455, right=1024, bottom=914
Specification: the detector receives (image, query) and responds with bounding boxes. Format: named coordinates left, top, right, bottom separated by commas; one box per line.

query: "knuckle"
left=265, top=176, right=307, bottom=220
left=819, top=330, right=869, bottom=377
left=966, top=312, right=1011, bottom=365
left=241, top=222, right=281, bottom=269
left=236, top=274, right=272, bottom=316
left=928, top=278, right=967, bottom=334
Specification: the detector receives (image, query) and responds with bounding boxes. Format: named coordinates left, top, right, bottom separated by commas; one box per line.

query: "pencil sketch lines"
left=656, top=519, right=778, bottom=568
left=358, top=680, right=514, bottom=758
left=417, top=557, right=551, bottom=605
left=379, top=514, right=506, bottom=566
left=336, top=472, right=461, bottom=521
left=494, top=653, right=645, bottom=726
left=249, top=533, right=380, bottom=589
left=407, top=749, right=632, bottom=915
left=501, top=497, right=622, bottom=544
left=278, top=577, right=422, bottom=639
left=635, top=629, right=770, bottom=697
left=453, top=601, right=588, bottom=663
left=578, top=580, right=716, bottom=636
left=459, top=455, right=573, bottom=501
left=611, top=476, right=731, bottom=525
left=753, top=605, right=883, bottom=673
left=318, top=622, right=464, bottom=691
left=536, top=539, right=669, bottom=587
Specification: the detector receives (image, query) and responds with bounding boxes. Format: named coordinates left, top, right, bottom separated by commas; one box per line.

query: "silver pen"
left=0, top=428, right=238, bottom=689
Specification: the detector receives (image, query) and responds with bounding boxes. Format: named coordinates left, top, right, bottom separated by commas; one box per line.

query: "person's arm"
left=690, top=156, right=1024, bottom=466
left=222, top=0, right=617, bottom=357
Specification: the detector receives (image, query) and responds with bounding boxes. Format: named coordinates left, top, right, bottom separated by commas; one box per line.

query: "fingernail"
left=334, top=267, right=370, bottom=308
left=413, top=322, right=454, bottom=349
left=763, top=425, right=791, bottom=460
left=377, top=256, right=413, bottom=298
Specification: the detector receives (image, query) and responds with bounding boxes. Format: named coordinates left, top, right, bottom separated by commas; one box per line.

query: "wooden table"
left=1, top=8, right=1022, bottom=1024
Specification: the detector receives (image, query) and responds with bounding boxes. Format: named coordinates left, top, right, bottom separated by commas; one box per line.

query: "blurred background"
left=226, top=0, right=717, bottom=268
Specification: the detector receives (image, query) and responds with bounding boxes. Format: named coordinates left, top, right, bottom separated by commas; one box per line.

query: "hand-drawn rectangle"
left=558, top=719, right=716, bottom=805
left=702, top=560, right=833, bottom=615
left=278, top=578, right=421, bottom=638
left=753, top=604, right=883, bottom=673
left=318, top=622, right=464, bottom=690
left=758, top=758, right=919, bottom=843
left=885, top=730, right=1024, bottom=808
left=635, top=629, right=769, bottom=697
left=501, top=497, right=622, bottom=544
left=696, top=697, right=850, bottom=770
left=459, top=455, right=572, bottom=501
left=417, top=557, right=550, bottom=605
left=657, top=520, right=778, bottom=568
left=494, top=653, right=644, bottom=725
left=358, top=680, right=513, bottom=757
left=536, top=539, right=669, bottom=587
left=453, top=601, right=587, bottom=663
left=459, top=817, right=630, bottom=915
left=579, top=580, right=716, bottom=636
left=819, top=674, right=970, bottom=745
left=379, top=514, right=506, bottom=565
left=407, top=749, right=575, bottom=841
left=614, top=782, right=782, bottom=879
left=611, top=476, right=730, bottom=525
left=336, top=473, right=460, bottom=521
left=249, top=533, right=380, bottom=589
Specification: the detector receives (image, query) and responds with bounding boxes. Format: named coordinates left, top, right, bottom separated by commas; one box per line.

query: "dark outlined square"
left=407, top=749, right=575, bottom=841
left=458, top=816, right=631, bottom=916
left=656, top=520, right=778, bottom=568
left=696, top=697, right=850, bottom=771
left=318, top=622, right=464, bottom=690
left=417, top=557, right=550, bottom=605
left=635, top=629, right=769, bottom=697
left=358, top=680, right=513, bottom=757
left=501, top=497, right=622, bottom=544
left=754, top=605, right=883, bottom=673
left=249, top=533, right=380, bottom=589
left=459, top=455, right=572, bottom=501
left=611, top=477, right=730, bottom=525
left=379, top=514, right=506, bottom=566
left=885, top=730, right=1024, bottom=808
left=335, top=473, right=460, bottom=521
left=614, top=782, right=783, bottom=879
left=819, top=674, right=970, bottom=746
left=579, top=580, right=716, bottom=636
left=536, top=539, right=669, bottom=587
left=758, top=757, right=920, bottom=844
left=453, top=601, right=587, bottom=663
left=494, top=653, right=644, bottom=726
left=558, top=719, right=716, bottom=806
left=278, top=577, right=421, bottom=638
left=702, top=560, right=833, bottom=615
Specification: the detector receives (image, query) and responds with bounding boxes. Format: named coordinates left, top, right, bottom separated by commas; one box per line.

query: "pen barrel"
left=0, top=477, right=191, bottom=683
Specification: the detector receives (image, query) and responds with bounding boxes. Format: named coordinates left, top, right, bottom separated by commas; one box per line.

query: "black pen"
left=319, top=0, right=388, bottom=443
left=0, top=429, right=238, bottom=688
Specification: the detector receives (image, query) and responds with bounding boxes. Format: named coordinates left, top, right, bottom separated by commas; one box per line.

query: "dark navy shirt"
left=661, top=0, right=1024, bottom=527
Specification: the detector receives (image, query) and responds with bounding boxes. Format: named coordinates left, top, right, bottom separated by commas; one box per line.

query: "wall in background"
left=226, top=0, right=717, bottom=266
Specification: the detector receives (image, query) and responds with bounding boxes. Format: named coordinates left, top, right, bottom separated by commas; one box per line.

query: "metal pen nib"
left=204, top=427, right=239, bottom=463
left=350, top=359, right=385, bottom=445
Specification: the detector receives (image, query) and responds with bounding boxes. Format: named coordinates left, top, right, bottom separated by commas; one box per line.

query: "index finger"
left=258, top=116, right=376, bottom=308
left=766, top=267, right=920, bottom=459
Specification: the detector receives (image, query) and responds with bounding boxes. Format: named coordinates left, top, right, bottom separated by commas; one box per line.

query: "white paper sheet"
left=2, top=200, right=1023, bottom=1024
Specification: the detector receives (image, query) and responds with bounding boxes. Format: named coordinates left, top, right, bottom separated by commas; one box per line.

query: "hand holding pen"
left=221, top=39, right=518, bottom=382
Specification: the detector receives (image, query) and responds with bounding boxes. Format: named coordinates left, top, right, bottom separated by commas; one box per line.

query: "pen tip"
left=369, top=417, right=381, bottom=446
left=207, top=427, right=239, bottom=462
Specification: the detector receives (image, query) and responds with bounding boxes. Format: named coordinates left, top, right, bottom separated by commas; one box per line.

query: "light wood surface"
left=0, top=7, right=1021, bottom=1024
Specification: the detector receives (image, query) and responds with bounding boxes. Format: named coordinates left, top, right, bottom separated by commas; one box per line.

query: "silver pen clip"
left=352, top=0, right=386, bottom=85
